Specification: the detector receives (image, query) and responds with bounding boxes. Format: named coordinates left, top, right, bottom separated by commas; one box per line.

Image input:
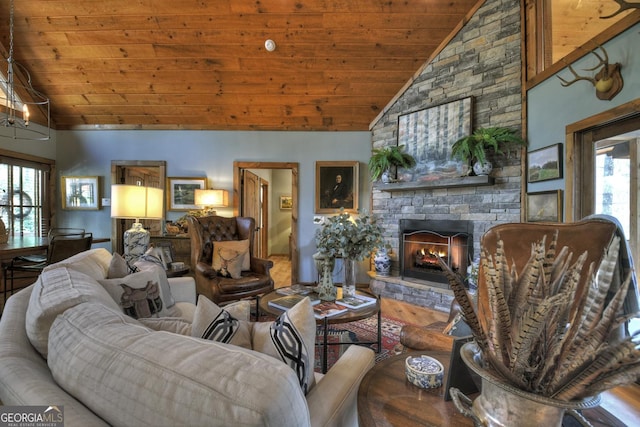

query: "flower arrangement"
left=315, top=209, right=384, bottom=261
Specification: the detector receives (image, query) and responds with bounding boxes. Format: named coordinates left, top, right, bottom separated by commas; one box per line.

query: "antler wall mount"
left=557, top=45, right=623, bottom=101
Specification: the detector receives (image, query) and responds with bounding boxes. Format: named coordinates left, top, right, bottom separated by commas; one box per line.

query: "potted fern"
left=450, top=126, right=526, bottom=176
left=368, top=145, right=416, bottom=183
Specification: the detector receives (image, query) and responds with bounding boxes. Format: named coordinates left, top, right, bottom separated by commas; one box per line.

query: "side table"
left=358, top=351, right=629, bottom=427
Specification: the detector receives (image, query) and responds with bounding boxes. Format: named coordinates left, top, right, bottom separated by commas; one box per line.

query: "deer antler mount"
left=557, top=45, right=623, bottom=101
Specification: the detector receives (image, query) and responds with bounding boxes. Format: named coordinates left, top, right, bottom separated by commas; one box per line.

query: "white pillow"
left=134, top=259, right=176, bottom=308
left=191, top=295, right=316, bottom=394
left=98, top=270, right=172, bottom=318
left=252, top=297, right=317, bottom=394
left=191, top=296, right=252, bottom=348
left=212, top=240, right=250, bottom=271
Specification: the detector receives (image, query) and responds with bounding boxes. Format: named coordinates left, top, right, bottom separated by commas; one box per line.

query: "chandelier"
left=0, top=0, right=50, bottom=140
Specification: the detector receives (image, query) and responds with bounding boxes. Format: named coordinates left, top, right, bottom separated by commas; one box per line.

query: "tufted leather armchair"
left=187, top=215, right=274, bottom=305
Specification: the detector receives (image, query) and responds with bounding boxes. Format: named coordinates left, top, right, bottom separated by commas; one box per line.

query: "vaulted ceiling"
left=0, top=0, right=480, bottom=132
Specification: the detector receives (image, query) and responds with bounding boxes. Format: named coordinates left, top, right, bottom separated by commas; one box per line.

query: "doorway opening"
left=233, top=162, right=298, bottom=285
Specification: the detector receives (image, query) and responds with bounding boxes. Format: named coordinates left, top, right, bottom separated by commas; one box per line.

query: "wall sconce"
left=557, top=45, right=623, bottom=101
left=194, top=189, right=229, bottom=215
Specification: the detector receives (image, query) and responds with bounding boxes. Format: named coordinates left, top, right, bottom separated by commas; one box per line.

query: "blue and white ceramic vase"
left=374, top=248, right=391, bottom=276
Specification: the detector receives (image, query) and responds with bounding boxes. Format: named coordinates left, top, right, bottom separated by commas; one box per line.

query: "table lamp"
left=194, top=189, right=229, bottom=215
left=111, top=184, right=163, bottom=263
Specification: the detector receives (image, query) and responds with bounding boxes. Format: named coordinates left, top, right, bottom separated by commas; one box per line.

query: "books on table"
left=313, top=301, right=349, bottom=319
left=335, top=294, right=377, bottom=309
left=268, top=293, right=321, bottom=311
left=275, top=285, right=316, bottom=296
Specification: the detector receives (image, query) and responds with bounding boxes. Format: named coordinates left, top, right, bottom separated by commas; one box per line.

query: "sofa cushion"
left=98, top=270, right=172, bottom=318
left=215, top=247, right=245, bottom=278
left=26, top=266, right=120, bottom=358
left=42, top=248, right=113, bottom=280
left=48, top=302, right=311, bottom=427
left=191, top=295, right=252, bottom=348
left=252, top=297, right=317, bottom=394
left=138, top=317, right=192, bottom=335
left=212, top=239, right=250, bottom=271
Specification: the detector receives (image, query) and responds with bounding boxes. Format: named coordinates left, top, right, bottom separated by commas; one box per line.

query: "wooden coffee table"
left=259, top=287, right=381, bottom=373
left=358, top=351, right=630, bottom=427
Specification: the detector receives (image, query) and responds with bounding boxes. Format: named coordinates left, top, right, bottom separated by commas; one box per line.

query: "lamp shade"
left=194, top=189, right=229, bottom=207
left=111, top=185, right=163, bottom=220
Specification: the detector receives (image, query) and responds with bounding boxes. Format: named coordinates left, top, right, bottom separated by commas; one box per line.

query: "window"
left=0, top=152, right=53, bottom=237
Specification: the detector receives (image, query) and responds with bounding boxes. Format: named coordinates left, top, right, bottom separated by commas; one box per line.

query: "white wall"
left=53, top=129, right=372, bottom=282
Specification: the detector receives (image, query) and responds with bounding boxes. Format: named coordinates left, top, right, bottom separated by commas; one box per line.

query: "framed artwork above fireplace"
left=397, top=96, right=473, bottom=182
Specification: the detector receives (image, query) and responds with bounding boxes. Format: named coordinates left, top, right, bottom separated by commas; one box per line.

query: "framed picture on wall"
left=397, top=96, right=473, bottom=181
left=526, top=190, right=563, bottom=222
left=166, top=177, right=207, bottom=211
left=527, top=143, right=563, bottom=183
left=61, top=176, right=100, bottom=210
left=279, top=195, right=292, bottom=210
left=315, top=161, right=359, bottom=214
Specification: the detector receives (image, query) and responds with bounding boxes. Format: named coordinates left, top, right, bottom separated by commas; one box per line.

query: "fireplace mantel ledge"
left=374, top=175, right=494, bottom=192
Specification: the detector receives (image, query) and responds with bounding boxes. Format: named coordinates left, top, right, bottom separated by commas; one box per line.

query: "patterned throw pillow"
left=252, top=297, right=316, bottom=394
left=191, top=295, right=316, bottom=394
left=215, top=247, right=245, bottom=279
left=191, top=296, right=252, bottom=348
left=212, top=240, right=250, bottom=271
left=98, top=270, right=172, bottom=318
left=107, top=252, right=135, bottom=278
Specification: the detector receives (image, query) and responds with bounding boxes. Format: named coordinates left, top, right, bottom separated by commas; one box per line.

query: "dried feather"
left=511, top=293, right=568, bottom=380
left=482, top=253, right=503, bottom=358
left=512, top=241, right=546, bottom=321
left=581, top=364, right=640, bottom=398
left=490, top=273, right=512, bottom=364
left=438, top=257, right=489, bottom=352
left=553, top=339, right=640, bottom=400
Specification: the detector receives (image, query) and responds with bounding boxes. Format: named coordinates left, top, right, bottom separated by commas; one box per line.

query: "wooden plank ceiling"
left=0, top=0, right=480, bottom=131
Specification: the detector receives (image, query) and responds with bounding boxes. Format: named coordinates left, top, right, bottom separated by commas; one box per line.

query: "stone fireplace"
left=399, top=219, right=473, bottom=287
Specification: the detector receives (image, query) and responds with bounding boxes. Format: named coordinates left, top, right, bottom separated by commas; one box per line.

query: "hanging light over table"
left=1, top=0, right=51, bottom=140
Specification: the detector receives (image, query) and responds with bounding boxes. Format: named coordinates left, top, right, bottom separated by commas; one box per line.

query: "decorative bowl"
left=405, top=355, right=444, bottom=389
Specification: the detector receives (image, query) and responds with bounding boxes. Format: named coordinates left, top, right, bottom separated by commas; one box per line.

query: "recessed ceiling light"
left=264, top=39, right=276, bottom=52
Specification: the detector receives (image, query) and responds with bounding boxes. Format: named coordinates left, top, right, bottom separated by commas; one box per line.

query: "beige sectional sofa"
left=0, top=249, right=375, bottom=426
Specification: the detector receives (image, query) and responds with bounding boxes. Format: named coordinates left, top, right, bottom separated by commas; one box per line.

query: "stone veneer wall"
left=369, top=0, right=523, bottom=311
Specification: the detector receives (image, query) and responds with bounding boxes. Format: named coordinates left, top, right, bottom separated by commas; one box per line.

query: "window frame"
left=0, top=148, right=55, bottom=237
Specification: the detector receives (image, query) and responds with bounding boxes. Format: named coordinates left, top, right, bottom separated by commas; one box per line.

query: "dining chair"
left=3, top=230, right=93, bottom=300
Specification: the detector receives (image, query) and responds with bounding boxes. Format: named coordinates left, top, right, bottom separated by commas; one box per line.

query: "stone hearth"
left=369, top=273, right=454, bottom=313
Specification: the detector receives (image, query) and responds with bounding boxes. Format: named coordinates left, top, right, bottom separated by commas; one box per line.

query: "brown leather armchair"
left=187, top=215, right=274, bottom=305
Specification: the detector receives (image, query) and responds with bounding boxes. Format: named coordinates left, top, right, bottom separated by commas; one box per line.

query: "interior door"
left=242, top=170, right=262, bottom=257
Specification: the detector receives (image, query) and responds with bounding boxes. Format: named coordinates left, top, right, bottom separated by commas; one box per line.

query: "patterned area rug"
left=315, top=315, right=407, bottom=372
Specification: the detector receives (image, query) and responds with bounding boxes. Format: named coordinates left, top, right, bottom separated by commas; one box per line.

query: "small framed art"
left=61, top=176, right=100, bottom=210
left=166, top=177, right=207, bottom=211
left=315, top=161, right=359, bottom=214
left=526, top=190, right=563, bottom=222
left=279, top=195, right=293, bottom=210
left=527, top=143, right=562, bottom=183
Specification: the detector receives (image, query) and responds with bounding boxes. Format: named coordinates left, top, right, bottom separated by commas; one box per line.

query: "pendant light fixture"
left=1, top=0, right=50, bottom=140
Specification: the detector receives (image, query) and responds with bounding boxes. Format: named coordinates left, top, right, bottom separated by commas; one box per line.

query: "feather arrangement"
left=439, top=232, right=640, bottom=401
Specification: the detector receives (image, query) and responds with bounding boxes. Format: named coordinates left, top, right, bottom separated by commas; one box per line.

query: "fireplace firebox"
left=399, top=219, right=473, bottom=286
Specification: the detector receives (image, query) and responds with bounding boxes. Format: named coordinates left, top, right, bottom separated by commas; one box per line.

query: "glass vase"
left=343, top=257, right=357, bottom=298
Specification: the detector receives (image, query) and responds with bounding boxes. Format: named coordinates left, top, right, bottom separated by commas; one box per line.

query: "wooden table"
left=0, top=235, right=110, bottom=258
left=358, top=351, right=630, bottom=427
left=259, top=287, right=381, bottom=373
